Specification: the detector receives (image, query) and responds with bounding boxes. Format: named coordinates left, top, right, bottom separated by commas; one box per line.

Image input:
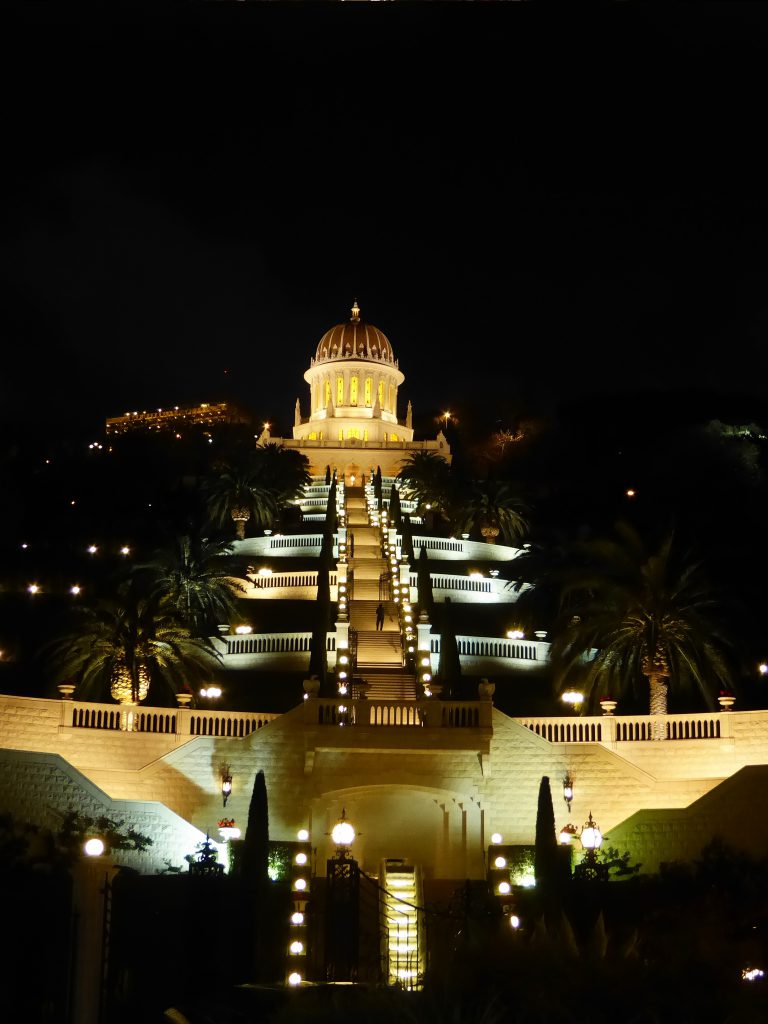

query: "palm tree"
left=396, top=450, right=453, bottom=522
left=548, top=522, right=734, bottom=727
left=454, top=477, right=529, bottom=546
left=251, top=442, right=311, bottom=507
left=202, top=468, right=278, bottom=539
left=43, top=578, right=220, bottom=709
left=134, top=534, right=246, bottom=638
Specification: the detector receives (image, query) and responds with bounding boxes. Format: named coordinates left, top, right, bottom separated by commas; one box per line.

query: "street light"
left=331, top=808, right=356, bottom=853
left=573, top=811, right=608, bottom=882
left=562, top=773, right=574, bottom=812
left=221, top=767, right=233, bottom=807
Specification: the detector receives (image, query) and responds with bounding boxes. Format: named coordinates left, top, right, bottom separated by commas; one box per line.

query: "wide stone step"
left=356, top=637, right=403, bottom=665
left=350, top=582, right=388, bottom=601
left=354, top=669, right=418, bottom=701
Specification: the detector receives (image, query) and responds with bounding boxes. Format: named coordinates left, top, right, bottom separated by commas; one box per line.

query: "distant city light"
left=759, top=664, right=768, bottom=676
left=70, top=585, right=81, bottom=595
left=743, top=967, right=765, bottom=982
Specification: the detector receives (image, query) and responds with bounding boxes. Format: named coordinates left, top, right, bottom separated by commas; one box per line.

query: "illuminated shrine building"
left=264, top=300, right=451, bottom=478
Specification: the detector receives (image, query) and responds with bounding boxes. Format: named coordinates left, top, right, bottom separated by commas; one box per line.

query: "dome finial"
left=350, top=299, right=361, bottom=322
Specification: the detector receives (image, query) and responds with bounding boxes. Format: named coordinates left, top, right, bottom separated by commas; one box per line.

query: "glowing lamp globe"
left=331, top=813, right=355, bottom=848
left=580, top=813, right=603, bottom=850
left=84, top=838, right=105, bottom=857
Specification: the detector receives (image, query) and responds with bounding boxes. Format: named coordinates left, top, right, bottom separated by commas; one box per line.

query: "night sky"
left=4, top=3, right=768, bottom=442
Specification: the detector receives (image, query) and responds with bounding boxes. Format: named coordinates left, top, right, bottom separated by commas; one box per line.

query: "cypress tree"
left=401, top=513, right=415, bottom=565
left=238, top=769, right=271, bottom=981
left=309, top=478, right=335, bottom=693
left=241, top=769, right=270, bottom=882
left=417, top=545, right=434, bottom=618
left=437, top=596, right=462, bottom=699
left=388, top=483, right=402, bottom=529
left=534, top=775, right=563, bottom=915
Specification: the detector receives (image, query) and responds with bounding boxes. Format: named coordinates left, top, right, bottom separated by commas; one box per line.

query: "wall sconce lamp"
left=563, top=773, right=574, bottom=812
left=221, top=768, right=233, bottom=807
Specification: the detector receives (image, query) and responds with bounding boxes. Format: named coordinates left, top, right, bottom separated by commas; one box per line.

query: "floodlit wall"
left=2, top=693, right=768, bottom=878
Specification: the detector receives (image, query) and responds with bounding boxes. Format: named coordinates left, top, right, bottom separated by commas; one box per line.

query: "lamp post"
left=562, top=773, right=574, bottom=812
left=326, top=809, right=360, bottom=982
left=221, top=767, right=233, bottom=807
left=573, top=811, right=608, bottom=882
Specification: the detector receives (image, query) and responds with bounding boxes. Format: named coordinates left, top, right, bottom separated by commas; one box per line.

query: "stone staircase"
left=354, top=627, right=403, bottom=666
left=354, top=666, right=419, bottom=701
left=343, top=484, right=419, bottom=702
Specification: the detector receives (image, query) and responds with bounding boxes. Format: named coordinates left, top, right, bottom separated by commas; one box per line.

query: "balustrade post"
left=601, top=714, right=617, bottom=746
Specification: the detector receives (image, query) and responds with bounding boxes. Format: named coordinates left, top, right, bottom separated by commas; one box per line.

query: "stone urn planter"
left=599, top=699, right=618, bottom=716
left=176, top=692, right=192, bottom=708
left=478, top=679, right=495, bottom=701
left=718, top=694, right=736, bottom=711
left=303, top=675, right=321, bottom=699
left=58, top=683, right=76, bottom=700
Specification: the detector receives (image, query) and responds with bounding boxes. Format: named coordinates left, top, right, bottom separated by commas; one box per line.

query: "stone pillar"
left=71, top=856, right=120, bottom=1024
left=416, top=611, right=432, bottom=674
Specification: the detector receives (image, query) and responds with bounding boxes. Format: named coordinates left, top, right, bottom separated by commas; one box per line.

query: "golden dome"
left=314, top=300, right=396, bottom=365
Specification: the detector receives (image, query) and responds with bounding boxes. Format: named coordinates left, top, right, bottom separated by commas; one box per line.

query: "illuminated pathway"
left=344, top=483, right=418, bottom=700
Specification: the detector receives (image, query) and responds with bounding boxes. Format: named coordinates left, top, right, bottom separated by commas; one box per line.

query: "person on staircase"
left=375, top=602, right=385, bottom=631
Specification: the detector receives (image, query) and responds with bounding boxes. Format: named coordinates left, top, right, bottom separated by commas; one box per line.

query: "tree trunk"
left=647, top=672, right=668, bottom=740
left=231, top=506, right=251, bottom=540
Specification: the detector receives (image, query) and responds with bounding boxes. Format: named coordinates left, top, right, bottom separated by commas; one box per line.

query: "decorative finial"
left=351, top=299, right=361, bottom=322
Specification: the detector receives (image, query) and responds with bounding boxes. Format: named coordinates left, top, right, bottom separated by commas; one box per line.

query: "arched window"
left=324, top=381, right=331, bottom=406
left=348, top=428, right=360, bottom=439
left=363, top=429, right=368, bottom=441
left=308, top=431, right=317, bottom=440
left=388, top=383, right=395, bottom=412
left=338, top=428, right=344, bottom=441
left=378, top=381, right=385, bottom=407
left=336, top=376, right=344, bottom=405
left=350, top=375, right=358, bottom=406
left=390, top=433, right=398, bottom=441
left=364, top=378, right=372, bottom=406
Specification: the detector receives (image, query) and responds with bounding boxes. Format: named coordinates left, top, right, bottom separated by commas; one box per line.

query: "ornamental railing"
left=514, top=710, right=734, bottom=744
left=63, top=701, right=279, bottom=736
left=306, top=697, right=492, bottom=729
left=223, top=631, right=336, bottom=655
left=429, top=636, right=542, bottom=661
